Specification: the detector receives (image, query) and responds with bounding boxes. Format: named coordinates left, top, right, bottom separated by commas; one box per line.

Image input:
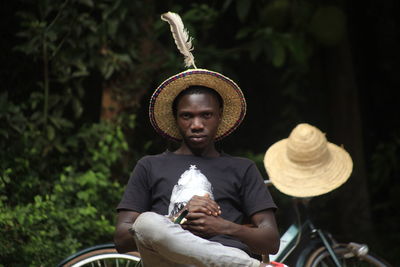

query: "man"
left=114, top=12, right=279, bottom=267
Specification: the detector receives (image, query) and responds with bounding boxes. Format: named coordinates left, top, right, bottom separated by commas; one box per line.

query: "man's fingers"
left=185, top=212, right=204, bottom=220
left=190, top=206, right=212, bottom=215
left=188, top=205, right=220, bottom=216
left=188, top=196, right=221, bottom=216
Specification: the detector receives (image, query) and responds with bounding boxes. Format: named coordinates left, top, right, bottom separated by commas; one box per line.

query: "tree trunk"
left=322, top=36, right=374, bottom=242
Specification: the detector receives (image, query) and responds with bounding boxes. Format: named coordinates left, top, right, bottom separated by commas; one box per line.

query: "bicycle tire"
left=305, top=244, right=391, bottom=267
left=59, top=246, right=141, bottom=267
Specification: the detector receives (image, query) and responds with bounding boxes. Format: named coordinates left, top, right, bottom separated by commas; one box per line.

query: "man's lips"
left=189, top=135, right=207, bottom=142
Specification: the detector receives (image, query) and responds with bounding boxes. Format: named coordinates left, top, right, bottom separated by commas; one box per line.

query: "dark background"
left=1, top=0, right=399, bottom=265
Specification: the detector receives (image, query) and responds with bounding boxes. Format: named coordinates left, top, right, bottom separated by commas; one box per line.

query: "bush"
left=0, top=93, right=129, bottom=266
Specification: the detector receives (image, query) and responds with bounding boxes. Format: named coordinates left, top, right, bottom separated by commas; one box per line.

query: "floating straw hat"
left=264, top=123, right=353, bottom=198
left=149, top=12, right=246, bottom=141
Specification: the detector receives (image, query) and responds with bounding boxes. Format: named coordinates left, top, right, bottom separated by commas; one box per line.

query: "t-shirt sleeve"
left=240, top=162, right=277, bottom=217
left=116, top=159, right=151, bottom=212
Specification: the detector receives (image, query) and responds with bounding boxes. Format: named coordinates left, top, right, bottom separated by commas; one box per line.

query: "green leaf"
left=261, top=0, right=290, bottom=29
left=79, top=0, right=94, bottom=7
left=286, top=36, right=309, bottom=64
left=309, top=6, right=346, bottom=46
left=47, top=125, right=55, bottom=140
left=103, top=62, right=115, bottom=79
left=115, top=53, right=131, bottom=64
left=77, top=191, right=90, bottom=201
left=235, top=27, right=252, bottom=39
left=271, top=41, right=285, bottom=67
left=236, top=0, right=252, bottom=22
left=106, top=19, right=119, bottom=36
left=222, top=0, right=234, bottom=11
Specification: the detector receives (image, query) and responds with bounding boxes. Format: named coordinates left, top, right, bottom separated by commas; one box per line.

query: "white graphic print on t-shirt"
left=168, top=165, right=214, bottom=217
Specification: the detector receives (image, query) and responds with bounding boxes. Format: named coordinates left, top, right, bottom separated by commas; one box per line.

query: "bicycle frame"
left=268, top=198, right=343, bottom=267
left=262, top=179, right=388, bottom=267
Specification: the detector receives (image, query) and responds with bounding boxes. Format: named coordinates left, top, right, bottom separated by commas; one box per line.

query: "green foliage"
left=2, top=0, right=397, bottom=265
left=13, top=0, right=152, bottom=126
left=227, top=0, right=347, bottom=130
left=15, top=0, right=140, bottom=80
left=0, top=93, right=128, bottom=265
left=233, top=0, right=317, bottom=67
left=1, top=0, right=147, bottom=265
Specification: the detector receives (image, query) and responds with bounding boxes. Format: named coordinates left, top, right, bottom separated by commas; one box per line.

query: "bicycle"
left=56, top=243, right=140, bottom=267
left=57, top=180, right=391, bottom=267
left=264, top=179, right=390, bottom=267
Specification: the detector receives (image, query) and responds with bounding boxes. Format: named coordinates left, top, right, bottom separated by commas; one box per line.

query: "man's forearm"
left=223, top=221, right=280, bottom=255
left=114, top=222, right=138, bottom=253
left=114, top=210, right=141, bottom=253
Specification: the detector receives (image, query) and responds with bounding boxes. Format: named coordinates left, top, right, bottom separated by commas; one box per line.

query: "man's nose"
left=191, top=117, right=204, bottom=131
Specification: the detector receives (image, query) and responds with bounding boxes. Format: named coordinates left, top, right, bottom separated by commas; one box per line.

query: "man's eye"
left=181, top=113, right=191, bottom=119
left=203, top=113, right=212, bottom=118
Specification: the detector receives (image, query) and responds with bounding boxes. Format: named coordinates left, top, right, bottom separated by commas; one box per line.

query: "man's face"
left=175, top=93, right=222, bottom=151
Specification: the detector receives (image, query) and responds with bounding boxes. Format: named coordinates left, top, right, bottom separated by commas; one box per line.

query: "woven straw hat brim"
left=149, top=69, right=246, bottom=141
left=264, top=140, right=353, bottom=198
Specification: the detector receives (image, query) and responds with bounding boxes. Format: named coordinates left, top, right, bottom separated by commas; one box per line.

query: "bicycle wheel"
left=58, top=244, right=141, bottom=267
left=305, top=244, right=391, bottom=267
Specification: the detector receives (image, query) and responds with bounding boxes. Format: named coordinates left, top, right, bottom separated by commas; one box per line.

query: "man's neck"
left=174, top=143, right=220, bottom=157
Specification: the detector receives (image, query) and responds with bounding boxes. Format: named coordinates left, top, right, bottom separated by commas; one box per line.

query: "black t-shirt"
left=117, top=151, right=277, bottom=254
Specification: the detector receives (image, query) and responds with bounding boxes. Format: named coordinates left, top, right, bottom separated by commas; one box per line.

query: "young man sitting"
left=114, top=12, right=280, bottom=267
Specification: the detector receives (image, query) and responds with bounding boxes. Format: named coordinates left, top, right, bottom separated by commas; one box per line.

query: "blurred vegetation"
left=0, top=97, right=128, bottom=264
left=1, top=0, right=151, bottom=265
left=1, top=0, right=398, bottom=266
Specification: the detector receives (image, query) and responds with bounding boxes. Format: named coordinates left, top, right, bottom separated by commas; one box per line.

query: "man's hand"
left=178, top=194, right=224, bottom=237
left=181, top=212, right=228, bottom=238
left=184, top=194, right=221, bottom=217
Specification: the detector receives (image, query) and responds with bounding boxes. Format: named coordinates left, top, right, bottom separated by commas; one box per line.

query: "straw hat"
left=264, top=123, right=353, bottom=197
left=149, top=69, right=246, bottom=141
left=149, top=12, right=246, bottom=141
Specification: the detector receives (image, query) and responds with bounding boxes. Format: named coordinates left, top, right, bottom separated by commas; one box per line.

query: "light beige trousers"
left=131, top=212, right=261, bottom=267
